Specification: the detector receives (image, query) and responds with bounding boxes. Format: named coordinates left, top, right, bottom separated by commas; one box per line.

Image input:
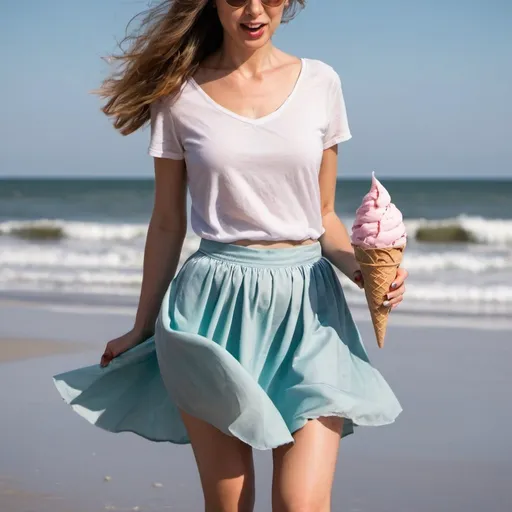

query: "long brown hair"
left=97, top=0, right=306, bottom=136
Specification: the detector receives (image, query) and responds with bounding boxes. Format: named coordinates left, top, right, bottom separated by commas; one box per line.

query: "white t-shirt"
left=148, top=58, right=352, bottom=243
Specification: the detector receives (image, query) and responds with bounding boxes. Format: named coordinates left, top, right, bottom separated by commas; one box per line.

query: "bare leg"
left=180, top=409, right=255, bottom=512
left=271, top=417, right=343, bottom=512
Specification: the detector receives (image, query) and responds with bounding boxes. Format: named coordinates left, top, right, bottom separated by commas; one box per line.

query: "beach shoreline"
left=1, top=289, right=512, bottom=332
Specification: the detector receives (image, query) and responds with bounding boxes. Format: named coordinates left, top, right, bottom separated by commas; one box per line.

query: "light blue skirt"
left=53, top=239, right=402, bottom=450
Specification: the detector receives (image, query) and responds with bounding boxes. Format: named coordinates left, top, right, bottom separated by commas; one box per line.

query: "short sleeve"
left=148, top=98, right=184, bottom=160
left=323, top=70, right=352, bottom=149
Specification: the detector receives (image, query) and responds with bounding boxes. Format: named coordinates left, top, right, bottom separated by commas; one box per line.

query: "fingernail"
left=383, top=300, right=390, bottom=307
left=391, top=282, right=397, bottom=289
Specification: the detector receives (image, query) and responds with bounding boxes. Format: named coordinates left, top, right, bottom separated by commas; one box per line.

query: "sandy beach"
left=1, top=298, right=511, bottom=512
left=0, top=338, right=93, bottom=364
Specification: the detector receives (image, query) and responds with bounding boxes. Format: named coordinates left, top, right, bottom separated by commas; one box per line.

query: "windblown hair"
left=96, top=0, right=306, bottom=136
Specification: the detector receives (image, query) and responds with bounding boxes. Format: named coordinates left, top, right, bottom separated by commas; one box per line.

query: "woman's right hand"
left=100, top=328, right=153, bottom=368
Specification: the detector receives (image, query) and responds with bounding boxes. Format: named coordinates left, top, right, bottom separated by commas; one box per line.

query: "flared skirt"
left=53, top=239, right=402, bottom=450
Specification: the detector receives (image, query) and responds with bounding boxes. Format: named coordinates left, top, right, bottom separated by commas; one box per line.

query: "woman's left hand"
left=353, top=267, right=408, bottom=310
left=384, top=267, right=408, bottom=310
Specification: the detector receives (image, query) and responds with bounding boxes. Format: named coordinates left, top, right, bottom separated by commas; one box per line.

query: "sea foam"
left=2, top=215, right=512, bottom=245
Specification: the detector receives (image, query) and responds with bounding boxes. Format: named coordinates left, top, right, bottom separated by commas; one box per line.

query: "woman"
left=54, top=1, right=408, bottom=510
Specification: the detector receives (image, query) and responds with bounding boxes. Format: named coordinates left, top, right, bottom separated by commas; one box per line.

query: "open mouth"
left=240, top=23, right=266, bottom=34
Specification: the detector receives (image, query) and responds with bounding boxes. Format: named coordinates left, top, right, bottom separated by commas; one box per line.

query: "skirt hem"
left=54, top=372, right=399, bottom=450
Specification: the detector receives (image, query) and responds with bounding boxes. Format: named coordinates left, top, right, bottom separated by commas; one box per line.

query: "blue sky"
left=2, top=0, right=511, bottom=178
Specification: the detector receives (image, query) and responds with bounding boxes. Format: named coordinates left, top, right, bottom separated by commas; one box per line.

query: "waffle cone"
left=353, top=245, right=405, bottom=348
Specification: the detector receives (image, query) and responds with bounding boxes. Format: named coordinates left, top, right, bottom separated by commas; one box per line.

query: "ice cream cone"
left=353, top=245, right=405, bottom=348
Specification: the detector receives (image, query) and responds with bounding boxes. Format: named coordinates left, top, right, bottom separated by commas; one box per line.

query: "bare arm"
left=318, top=146, right=361, bottom=284
left=100, top=157, right=187, bottom=366
left=132, top=157, right=188, bottom=337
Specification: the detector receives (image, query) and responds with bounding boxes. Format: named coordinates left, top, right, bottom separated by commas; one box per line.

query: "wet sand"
left=0, top=338, right=92, bottom=363
left=0, top=476, right=77, bottom=512
left=1, top=300, right=511, bottom=511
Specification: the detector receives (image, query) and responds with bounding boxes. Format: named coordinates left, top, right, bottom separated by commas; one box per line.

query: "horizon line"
left=1, top=175, right=511, bottom=181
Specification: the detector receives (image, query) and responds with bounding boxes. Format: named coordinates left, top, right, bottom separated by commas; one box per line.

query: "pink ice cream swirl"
left=351, top=172, right=407, bottom=249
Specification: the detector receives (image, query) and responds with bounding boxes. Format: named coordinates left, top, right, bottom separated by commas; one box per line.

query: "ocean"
left=1, top=177, right=511, bottom=317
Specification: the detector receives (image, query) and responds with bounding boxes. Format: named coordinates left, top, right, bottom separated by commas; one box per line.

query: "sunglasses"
left=224, top=0, right=285, bottom=8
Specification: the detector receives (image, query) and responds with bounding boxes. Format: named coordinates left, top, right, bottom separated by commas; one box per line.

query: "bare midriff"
left=232, top=238, right=317, bottom=249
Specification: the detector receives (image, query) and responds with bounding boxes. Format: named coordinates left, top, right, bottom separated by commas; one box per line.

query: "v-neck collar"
left=189, top=58, right=306, bottom=126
